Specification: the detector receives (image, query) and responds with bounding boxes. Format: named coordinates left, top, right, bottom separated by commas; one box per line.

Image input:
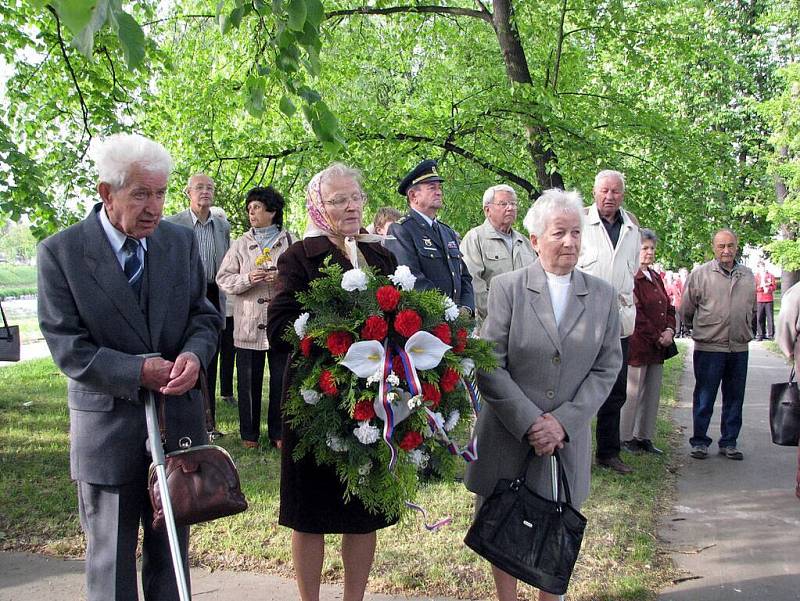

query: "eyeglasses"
left=190, top=184, right=216, bottom=192
left=491, top=201, right=518, bottom=208
left=324, top=194, right=366, bottom=208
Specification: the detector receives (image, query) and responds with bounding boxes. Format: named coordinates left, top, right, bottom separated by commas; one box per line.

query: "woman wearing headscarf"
left=266, top=163, right=398, bottom=601
left=216, top=186, right=294, bottom=449
left=464, top=189, right=622, bottom=601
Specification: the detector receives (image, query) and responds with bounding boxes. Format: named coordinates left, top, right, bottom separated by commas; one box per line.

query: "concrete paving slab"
left=658, top=341, right=800, bottom=601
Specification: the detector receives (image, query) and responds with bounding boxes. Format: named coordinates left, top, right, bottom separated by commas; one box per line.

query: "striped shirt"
left=191, top=210, right=217, bottom=283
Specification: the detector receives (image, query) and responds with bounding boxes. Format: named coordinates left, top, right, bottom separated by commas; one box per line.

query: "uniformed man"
left=386, top=160, right=475, bottom=314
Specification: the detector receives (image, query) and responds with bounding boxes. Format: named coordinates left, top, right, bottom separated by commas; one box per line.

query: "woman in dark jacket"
left=266, top=163, right=397, bottom=601
left=621, top=229, right=676, bottom=454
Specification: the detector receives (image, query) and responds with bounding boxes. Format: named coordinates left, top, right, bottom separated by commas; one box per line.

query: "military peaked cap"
left=397, top=159, right=444, bottom=196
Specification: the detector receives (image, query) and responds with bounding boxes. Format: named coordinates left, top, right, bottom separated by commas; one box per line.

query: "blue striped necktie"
left=122, top=237, right=144, bottom=293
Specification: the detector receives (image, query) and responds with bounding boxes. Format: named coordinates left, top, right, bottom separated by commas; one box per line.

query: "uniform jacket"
left=755, top=271, right=777, bottom=303
left=166, top=207, right=231, bottom=316
left=385, top=211, right=475, bottom=310
left=216, top=228, right=294, bottom=350
left=681, top=260, right=756, bottom=353
left=464, top=261, right=622, bottom=507
left=628, top=267, right=676, bottom=366
left=777, top=283, right=800, bottom=371
left=459, top=219, right=536, bottom=327
left=267, top=236, right=398, bottom=352
left=577, top=204, right=640, bottom=337
left=37, top=204, right=222, bottom=485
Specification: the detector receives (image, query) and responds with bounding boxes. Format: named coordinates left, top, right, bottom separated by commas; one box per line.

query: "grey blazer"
left=37, top=204, right=223, bottom=485
left=464, top=261, right=622, bottom=506
left=166, top=208, right=231, bottom=311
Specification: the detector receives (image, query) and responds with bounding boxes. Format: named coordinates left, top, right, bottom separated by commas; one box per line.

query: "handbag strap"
left=156, top=365, right=215, bottom=444
left=790, top=366, right=796, bottom=384
left=0, top=301, right=12, bottom=340
left=515, top=448, right=574, bottom=508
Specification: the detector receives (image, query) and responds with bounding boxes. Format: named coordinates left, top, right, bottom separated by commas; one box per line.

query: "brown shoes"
left=598, top=456, right=633, bottom=474
left=242, top=440, right=259, bottom=449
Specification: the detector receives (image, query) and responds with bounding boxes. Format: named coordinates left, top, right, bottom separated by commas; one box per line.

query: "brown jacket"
left=681, top=260, right=755, bottom=353
left=628, top=267, right=676, bottom=366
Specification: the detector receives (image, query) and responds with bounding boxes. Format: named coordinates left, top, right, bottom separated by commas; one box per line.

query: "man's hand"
left=160, top=352, right=201, bottom=396
left=526, top=413, right=566, bottom=456
left=141, top=357, right=174, bottom=391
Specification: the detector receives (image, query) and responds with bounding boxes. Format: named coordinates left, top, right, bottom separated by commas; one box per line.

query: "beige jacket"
left=460, top=219, right=536, bottom=327
left=577, top=204, right=640, bottom=337
left=681, top=260, right=755, bottom=352
left=216, top=229, right=294, bottom=350
left=777, top=282, right=800, bottom=370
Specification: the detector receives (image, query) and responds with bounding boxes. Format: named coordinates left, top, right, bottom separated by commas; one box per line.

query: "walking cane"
left=550, top=453, right=565, bottom=601
left=141, top=353, right=192, bottom=601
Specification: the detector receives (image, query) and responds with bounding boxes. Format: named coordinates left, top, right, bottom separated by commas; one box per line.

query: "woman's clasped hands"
left=526, top=413, right=566, bottom=456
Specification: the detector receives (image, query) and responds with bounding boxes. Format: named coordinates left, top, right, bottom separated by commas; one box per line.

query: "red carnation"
left=392, top=355, right=407, bottom=381
left=431, top=323, right=452, bottom=345
left=440, top=367, right=460, bottom=393
left=399, top=430, right=423, bottom=451
left=300, top=336, right=313, bottom=357
left=319, top=370, right=338, bottom=396
left=361, top=315, right=389, bottom=341
left=422, top=382, right=441, bottom=409
left=453, top=328, right=468, bottom=353
left=376, top=285, right=401, bottom=312
left=326, top=331, right=354, bottom=356
left=353, top=400, right=376, bottom=421
left=394, top=309, right=423, bottom=338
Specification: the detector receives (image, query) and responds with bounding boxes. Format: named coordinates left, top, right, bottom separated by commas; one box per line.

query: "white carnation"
left=443, top=297, right=460, bottom=322
left=389, top=265, right=417, bottom=291
left=326, top=433, right=347, bottom=452
left=294, top=312, right=310, bottom=338
left=444, top=410, right=460, bottom=431
left=353, top=421, right=381, bottom=445
left=408, top=449, right=429, bottom=468
left=301, top=388, right=320, bottom=405
left=341, top=268, right=368, bottom=292
left=460, top=358, right=475, bottom=376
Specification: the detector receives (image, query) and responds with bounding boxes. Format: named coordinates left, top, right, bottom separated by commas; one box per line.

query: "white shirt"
left=98, top=206, right=147, bottom=270
left=545, top=270, right=572, bottom=327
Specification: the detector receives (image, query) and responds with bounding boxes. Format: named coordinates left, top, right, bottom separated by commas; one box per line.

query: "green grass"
left=0, top=264, right=37, bottom=299
left=0, top=350, right=687, bottom=600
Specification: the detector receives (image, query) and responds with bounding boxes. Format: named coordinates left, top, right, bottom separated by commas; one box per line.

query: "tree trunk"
left=492, top=0, right=564, bottom=196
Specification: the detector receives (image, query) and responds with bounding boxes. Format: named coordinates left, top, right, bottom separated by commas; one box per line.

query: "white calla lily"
left=339, top=340, right=385, bottom=378
left=404, top=330, right=451, bottom=371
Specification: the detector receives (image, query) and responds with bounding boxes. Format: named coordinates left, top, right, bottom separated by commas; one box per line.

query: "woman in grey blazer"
left=464, top=189, right=623, bottom=601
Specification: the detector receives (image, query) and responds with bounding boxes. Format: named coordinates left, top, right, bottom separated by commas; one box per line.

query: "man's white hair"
left=593, top=169, right=626, bottom=192
left=482, top=184, right=517, bottom=208
left=89, top=133, right=173, bottom=189
left=523, top=188, right=584, bottom=236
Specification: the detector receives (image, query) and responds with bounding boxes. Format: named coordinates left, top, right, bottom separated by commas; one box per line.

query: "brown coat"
left=628, top=267, right=676, bottom=367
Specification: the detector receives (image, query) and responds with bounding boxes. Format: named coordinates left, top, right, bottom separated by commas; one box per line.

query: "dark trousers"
left=690, top=350, right=748, bottom=449
left=219, top=316, right=236, bottom=397
left=757, top=301, right=774, bottom=339
left=236, top=347, right=289, bottom=442
left=205, top=283, right=222, bottom=425
left=78, top=478, right=190, bottom=601
left=596, top=336, right=629, bottom=460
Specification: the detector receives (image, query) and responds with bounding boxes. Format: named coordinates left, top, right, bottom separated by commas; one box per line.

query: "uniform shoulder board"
left=396, top=216, right=410, bottom=225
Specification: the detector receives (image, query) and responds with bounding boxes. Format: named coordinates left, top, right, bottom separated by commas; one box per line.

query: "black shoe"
left=756, top=336, right=764, bottom=341
left=622, top=439, right=642, bottom=453
left=637, top=439, right=663, bottom=455
left=597, top=456, right=633, bottom=474
left=211, top=430, right=224, bottom=440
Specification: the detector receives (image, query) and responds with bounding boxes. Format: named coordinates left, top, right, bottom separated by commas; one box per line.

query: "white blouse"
left=545, top=270, right=572, bottom=327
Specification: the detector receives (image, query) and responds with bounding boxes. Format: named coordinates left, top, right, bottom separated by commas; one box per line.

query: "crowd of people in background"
left=36, top=132, right=794, bottom=601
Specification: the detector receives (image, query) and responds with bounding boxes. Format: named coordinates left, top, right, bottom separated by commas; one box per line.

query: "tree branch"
left=141, top=14, right=215, bottom=28
left=551, top=0, right=568, bottom=90
left=325, top=5, right=493, bottom=24
left=48, top=6, right=91, bottom=155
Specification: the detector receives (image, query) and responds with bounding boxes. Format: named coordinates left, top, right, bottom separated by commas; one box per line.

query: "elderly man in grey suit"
left=37, top=133, right=222, bottom=601
left=166, top=173, right=230, bottom=435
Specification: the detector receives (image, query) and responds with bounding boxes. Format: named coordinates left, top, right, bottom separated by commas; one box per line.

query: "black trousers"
left=236, top=347, right=289, bottom=442
left=757, top=301, right=774, bottom=338
left=219, top=316, right=236, bottom=397
left=204, top=282, right=222, bottom=425
left=596, top=336, right=629, bottom=460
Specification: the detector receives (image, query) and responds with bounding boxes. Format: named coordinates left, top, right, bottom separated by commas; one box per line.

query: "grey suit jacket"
left=38, top=204, right=223, bottom=485
left=166, top=208, right=231, bottom=312
left=464, top=261, right=622, bottom=506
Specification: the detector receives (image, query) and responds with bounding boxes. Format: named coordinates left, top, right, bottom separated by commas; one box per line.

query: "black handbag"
left=769, top=367, right=800, bottom=446
left=664, top=341, right=679, bottom=360
left=0, top=302, right=20, bottom=362
left=464, top=450, right=586, bottom=596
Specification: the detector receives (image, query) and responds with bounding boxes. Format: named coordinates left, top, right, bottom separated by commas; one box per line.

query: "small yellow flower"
left=254, top=247, right=272, bottom=267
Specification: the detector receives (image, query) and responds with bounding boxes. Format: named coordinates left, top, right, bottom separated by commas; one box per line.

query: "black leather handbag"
left=769, top=367, right=800, bottom=446
left=0, top=302, right=20, bottom=362
left=464, top=450, right=586, bottom=596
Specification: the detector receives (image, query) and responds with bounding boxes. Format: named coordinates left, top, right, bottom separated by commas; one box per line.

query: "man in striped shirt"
left=167, top=173, right=231, bottom=436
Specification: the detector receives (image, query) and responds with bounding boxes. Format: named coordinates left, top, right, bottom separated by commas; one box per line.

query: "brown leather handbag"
left=148, top=371, right=248, bottom=530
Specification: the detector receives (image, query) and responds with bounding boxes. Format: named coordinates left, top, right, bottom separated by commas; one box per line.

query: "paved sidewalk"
left=658, top=341, right=800, bottom=601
